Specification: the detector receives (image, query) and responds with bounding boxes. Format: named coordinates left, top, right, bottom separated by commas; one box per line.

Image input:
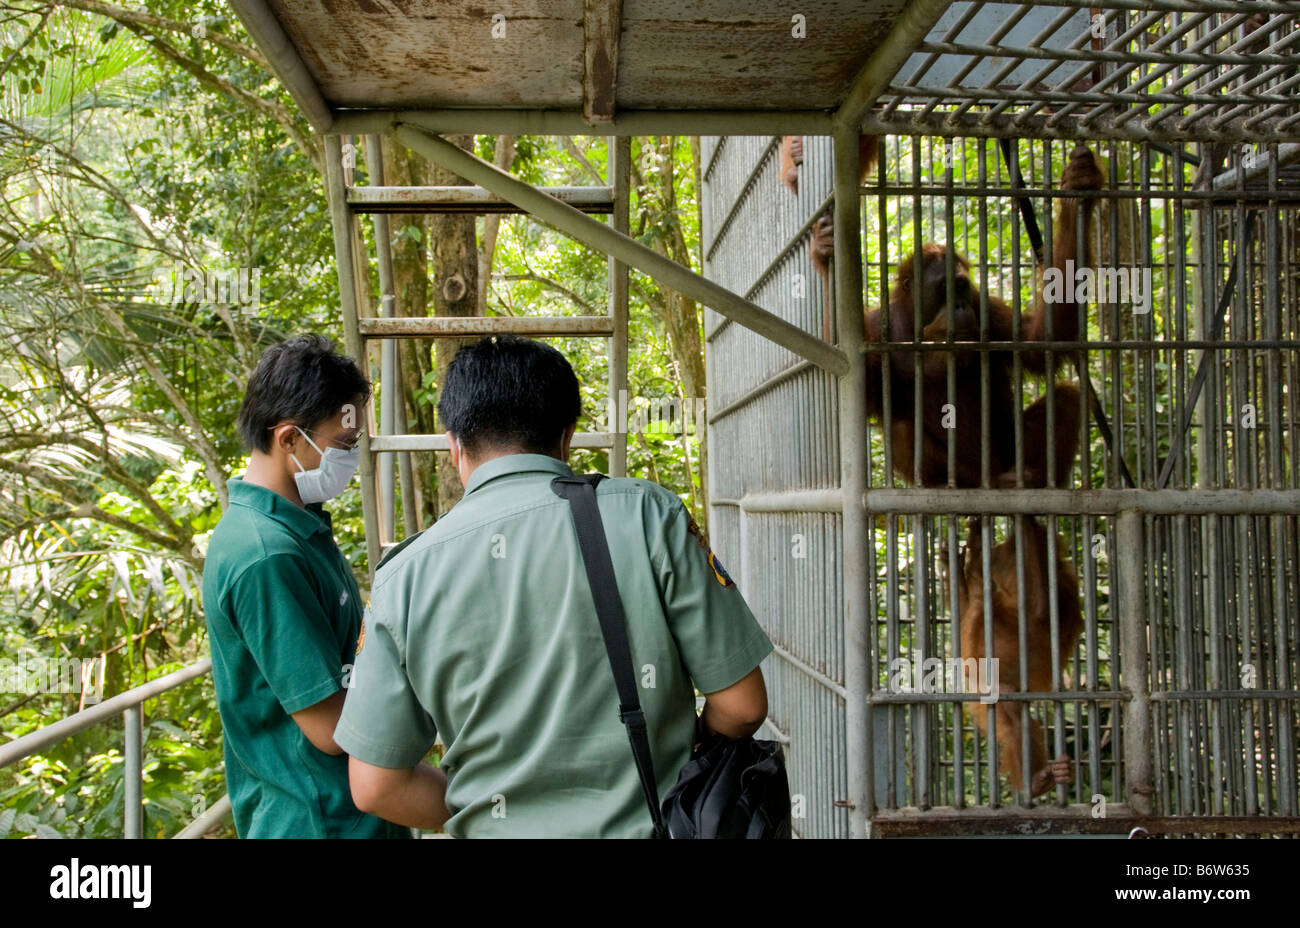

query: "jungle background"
left=0, top=1, right=707, bottom=838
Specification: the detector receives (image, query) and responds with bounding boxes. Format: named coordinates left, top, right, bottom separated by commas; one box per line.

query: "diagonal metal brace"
left=393, top=124, right=849, bottom=376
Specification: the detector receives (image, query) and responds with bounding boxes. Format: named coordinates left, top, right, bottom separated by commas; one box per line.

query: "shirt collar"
left=463, top=453, right=574, bottom=497
left=228, top=476, right=332, bottom=538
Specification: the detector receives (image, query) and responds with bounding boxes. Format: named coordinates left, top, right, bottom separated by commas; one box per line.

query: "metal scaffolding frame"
left=228, top=0, right=1300, bottom=837
left=321, top=131, right=637, bottom=569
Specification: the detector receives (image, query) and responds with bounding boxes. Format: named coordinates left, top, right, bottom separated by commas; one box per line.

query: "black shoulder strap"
left=550, top=474, right=667, bottom=839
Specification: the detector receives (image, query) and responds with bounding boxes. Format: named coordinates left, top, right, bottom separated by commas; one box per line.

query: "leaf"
left=108, top=551, right=135, bottom=605
left=35, top=824, right=64, bottom=839
left=150, top=719, right=188, bottom=741
left=0, top=808, right=14, bottom=837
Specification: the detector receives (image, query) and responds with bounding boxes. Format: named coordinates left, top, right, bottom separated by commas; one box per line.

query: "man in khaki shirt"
left=335, top=334, right=772, bottom=836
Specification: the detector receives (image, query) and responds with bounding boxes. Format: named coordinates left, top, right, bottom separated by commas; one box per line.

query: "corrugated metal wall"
left=701, top=135, right=851, bottom=837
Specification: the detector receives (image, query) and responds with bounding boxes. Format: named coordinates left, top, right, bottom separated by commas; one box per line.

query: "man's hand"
left=348, top=756, right=451, bottom=831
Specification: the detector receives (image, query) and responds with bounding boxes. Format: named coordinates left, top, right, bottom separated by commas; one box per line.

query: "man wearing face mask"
left=201, top=335, right=414, bottom=838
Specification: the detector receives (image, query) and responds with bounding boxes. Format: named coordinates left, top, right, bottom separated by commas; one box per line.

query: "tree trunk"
left=382, top=137, right=437, bottom=528
left=644, top=136, right=708, bottom=518
left=478, top=136, right=516, bottom=316
left=431, top=135, right=481, bottom=516
left=651, top=136, right=706, bottom=400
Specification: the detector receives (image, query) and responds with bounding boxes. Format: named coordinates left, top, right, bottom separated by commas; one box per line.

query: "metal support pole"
left=324, top=135, right=383, bottom=576
left=608, top=137, right=630, bottom=477
left=834, top=128, right=871, bottom=837
left=393, top=125, right=848, bottom=376
left=366, top=135, right=398, bottom=545
left=1117, top=509, right=1154, bottom=817
left=123, top=704, right=142, bottom=839
left=394, top=373, right=419, bottom=536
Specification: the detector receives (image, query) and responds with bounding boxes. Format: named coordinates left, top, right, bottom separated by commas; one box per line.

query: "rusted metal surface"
left=615, top=0, right=908, bottom=110
left=358, top=315, right=616, bottom=337
left=250, top=1, right=910, bottom=112
left=236, top=2, right=1300, bottom=144
left=267, top=0, right=582, bottom=109
left=332, top=109, right=837, bottom=137
left=873, top=804, right=1141, bottom=836
left=583, top=0, right=622, bottom=123
left=872, top=807, right=1300, bottom=836
left=868, top=800, right=1300, bottom=831
left=229, top=0, right=1300, bottom=838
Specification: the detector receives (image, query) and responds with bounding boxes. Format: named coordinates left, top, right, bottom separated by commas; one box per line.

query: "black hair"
left=235, top=335, right=371, bottom=453
left=437, top=334, right=580, bottom=456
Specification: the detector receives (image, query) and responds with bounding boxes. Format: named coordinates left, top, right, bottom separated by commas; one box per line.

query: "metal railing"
left=0, top=657, right=231, bottom=838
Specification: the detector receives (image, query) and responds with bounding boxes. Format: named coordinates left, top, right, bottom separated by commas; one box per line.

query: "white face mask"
left=290, top=426, right=360, bottom=504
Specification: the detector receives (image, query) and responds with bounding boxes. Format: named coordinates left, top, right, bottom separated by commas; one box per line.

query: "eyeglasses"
left=303, top=428, right=362, bottom=453
left=268, top=424, right=363, bottom=453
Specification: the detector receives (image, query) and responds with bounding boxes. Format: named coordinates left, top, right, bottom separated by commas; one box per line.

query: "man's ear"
left=446, top=431, right=460, bottom=470
left=272, top=423, right=300, bottom=455
left=560, top=421, right=577, bottom=460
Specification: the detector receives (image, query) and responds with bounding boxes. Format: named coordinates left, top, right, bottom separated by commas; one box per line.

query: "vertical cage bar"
left=834, top=127, right=871, bottom=837
left=1117, top=509, right=1153, bottom=817
left=123, top=705, right=142, bottom=839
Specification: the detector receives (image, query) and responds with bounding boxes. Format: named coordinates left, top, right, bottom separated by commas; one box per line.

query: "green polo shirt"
left=334, top=453, right=774, bottom=838
left=202, top=477, right=407, bottom=839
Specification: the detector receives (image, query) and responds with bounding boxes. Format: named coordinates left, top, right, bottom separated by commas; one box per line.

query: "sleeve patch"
left=686, top=516, right=735, bottom=589
left=708, top=551, right=735, bottom=589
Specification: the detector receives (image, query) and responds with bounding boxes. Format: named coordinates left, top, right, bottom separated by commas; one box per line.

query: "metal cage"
left=704, top=131, right=1299, bottom=837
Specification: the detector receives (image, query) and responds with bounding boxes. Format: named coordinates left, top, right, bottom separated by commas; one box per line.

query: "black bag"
left=552, top=474, right=791, bottom=839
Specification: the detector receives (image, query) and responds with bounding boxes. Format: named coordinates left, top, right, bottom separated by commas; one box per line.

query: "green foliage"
left=1, top=5, right=708, bottom=839
left=0, top=1, right=331, bottom=838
